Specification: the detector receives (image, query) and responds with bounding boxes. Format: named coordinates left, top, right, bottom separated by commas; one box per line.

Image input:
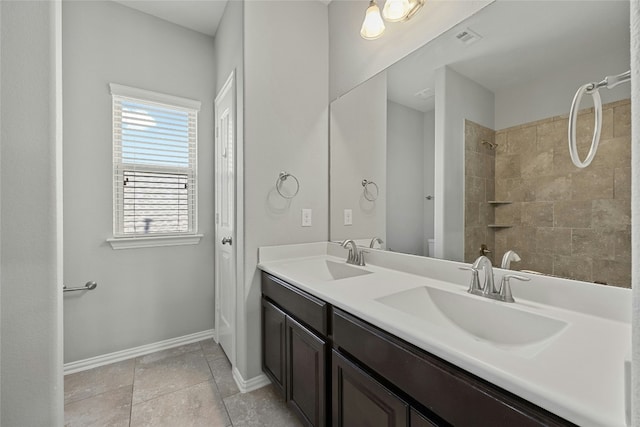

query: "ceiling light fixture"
left=360, top=0, right=386, bottom=40
left=382, top=0, right=410, bottom=22
left=362, top=0, right=425, bottom=40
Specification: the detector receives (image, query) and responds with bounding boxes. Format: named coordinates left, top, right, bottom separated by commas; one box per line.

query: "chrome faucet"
left=369, top=237, right=383, bottom=248
left=341, top=239, right=360, bottom=265
left=472, top=255, right=497, bottom=297
left=460, top=255, right=531, bottom=303
left=501, top=250, right=521, bottom=269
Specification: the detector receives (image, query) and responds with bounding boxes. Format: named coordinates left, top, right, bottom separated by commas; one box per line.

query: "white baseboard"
left=232, top=366, right=271, bottom=393
left=64, top=329, right=215, bottom=375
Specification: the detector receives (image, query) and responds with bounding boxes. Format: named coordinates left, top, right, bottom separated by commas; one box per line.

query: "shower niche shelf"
left=488, top=201, right=513, bottom=205
left=488, top=224, right=513, bottom=229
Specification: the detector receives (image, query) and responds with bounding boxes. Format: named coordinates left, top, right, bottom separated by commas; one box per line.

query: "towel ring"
left=568, top=82, right=602, bottom=168
left=276, top=171, right=299, bottom=199
left=362, top=179, right=379, bottom=201
left=568, top=70, right=630, bottom=169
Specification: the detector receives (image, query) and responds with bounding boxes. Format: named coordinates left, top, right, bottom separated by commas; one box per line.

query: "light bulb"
left=360, top=1, right=385, bottom=40
left=382, top=0, right=410, bottom=22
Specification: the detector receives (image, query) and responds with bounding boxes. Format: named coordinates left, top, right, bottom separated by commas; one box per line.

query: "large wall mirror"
left=329, top=1, right=631, bottom=287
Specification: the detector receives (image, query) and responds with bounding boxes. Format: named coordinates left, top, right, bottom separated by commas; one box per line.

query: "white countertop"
left=257, top=242, right=631, bottom=427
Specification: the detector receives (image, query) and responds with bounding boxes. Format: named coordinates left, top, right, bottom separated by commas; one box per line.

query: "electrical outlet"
left=302, top=209, right=312, bottom=227
left=344, top=209, right=353, bottom=226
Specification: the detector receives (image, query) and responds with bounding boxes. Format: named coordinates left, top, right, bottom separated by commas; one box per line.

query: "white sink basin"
left=377, top=286, right=568, bottom=355
left=281, top=259, right=372, bottom=281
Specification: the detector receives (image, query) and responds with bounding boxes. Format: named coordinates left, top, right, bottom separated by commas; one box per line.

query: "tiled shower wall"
left=490, top=99, right=631, bottom=287
left=464, top=120, right=496, bottom=264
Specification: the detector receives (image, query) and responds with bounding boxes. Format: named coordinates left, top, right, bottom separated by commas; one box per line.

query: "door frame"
left=214, top=69, right=241, bottom=367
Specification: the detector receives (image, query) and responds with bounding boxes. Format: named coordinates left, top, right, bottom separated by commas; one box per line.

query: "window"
left=110, top=84, right=201, bottom=240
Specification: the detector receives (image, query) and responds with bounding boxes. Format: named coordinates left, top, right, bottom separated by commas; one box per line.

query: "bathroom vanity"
left=258, top=242, right=630, bottom=427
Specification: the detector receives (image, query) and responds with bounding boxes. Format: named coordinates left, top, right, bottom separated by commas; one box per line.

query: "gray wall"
left=63, top=1, right=216, bottom=363
left=328, top=0, right=492, bottom=100
left=387, top=101, right=424, bottom=255
left=434, top=66, right=494, bottom=261
left=495, top=47, right=630, bottom=130
left=330, top=72, right=387, bottom=243
left=213, top=0, right=244, bottom=369
left=1, top=1, right=64, bottom=424
left=241, top=0, right=329, bottom=380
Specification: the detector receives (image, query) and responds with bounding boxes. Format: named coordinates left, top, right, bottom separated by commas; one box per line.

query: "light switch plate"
left=344, top=209, right=353, bottom=226
left=302, top=209, right=312, bottom=227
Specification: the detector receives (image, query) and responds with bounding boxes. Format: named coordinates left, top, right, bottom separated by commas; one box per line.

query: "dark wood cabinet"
left=332, top=350, right=409, bottom=427
left=261, top=272, right=574, bottom=427
left=286, top=316, right=327, bottom=426
left=261, top=298, right=286, bottom=396
left=261, top=272, right=329, bottom=426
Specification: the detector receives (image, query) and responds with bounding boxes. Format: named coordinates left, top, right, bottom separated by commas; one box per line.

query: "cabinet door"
left=262, top=298, right=286, bottom=396
left=332, top=350, right=408, bottom=427
left=410, top=409, right=438, bottom=427
left=286, top=316, right=327, bottom=426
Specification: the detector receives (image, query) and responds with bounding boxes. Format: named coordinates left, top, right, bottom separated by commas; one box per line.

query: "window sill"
left=107, top=234, right=204, bottom=250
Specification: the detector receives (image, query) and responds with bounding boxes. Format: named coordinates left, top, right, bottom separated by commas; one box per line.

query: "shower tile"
left=536, top=118, right=566, bottom=152
left=495, top=154, right=521, bottom=179
left=64, top=385, right=132, bottom=427
left=534, top=175, right=570, bottom=201
left=588, top=135, right=631, bottom=170
left=592, top=199, right=631, bottom=230
left=464, top=201, right=479, bottom=227
left=208, top=353, right=240, bottom=399
left=613, top=102, right=631, bottom=137
left=553, top=255, right=593, bottom=283
left=521, top=150, right=553, bottom=178
left=465, top=175, right=486, bottom=202
left=130, top=380, right=230, bottom=427
left=136, top=342, right=202, bottom=366
left=518, top=252, right=553, bottom=274
left=614, top=230, right=632, bottom=263
left=223, top=385, right=302, bottom=427
left=553, top=201, right=591, bottom=228
left=614, top=167, right=631, bottom=199
left=64, top=359, right=134, bottom=404
left=570, top=167, right=613, bottom=201
left=494, top=202, right=521, bottom=226
left=535, top=227, right=571, bottom=256
left=592, top=259, right=631, bottom=288
left=132, top=350, right=212, bottom=404
left=521, top=202, right=553, bottom=227
left=571, top=229, right=615, bottom=260
left=506, top=125, right=536, bottom=154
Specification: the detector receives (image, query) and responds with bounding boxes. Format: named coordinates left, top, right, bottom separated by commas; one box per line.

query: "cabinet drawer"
left=262, top=272, right=328, bottom=336
left=332, top=309, right=573, bottom=427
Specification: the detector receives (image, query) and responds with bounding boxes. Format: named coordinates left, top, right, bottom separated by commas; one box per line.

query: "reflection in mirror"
left=329, top=1, right=631, bottom=287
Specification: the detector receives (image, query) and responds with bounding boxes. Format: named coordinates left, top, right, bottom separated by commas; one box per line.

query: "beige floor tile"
left=223, top=385, right=302, bottom=427
left=130, top=380, right=231, bottom=427
left=133, top=350, right=212, bottom=404
left=200, top=339, right=228, bottom=362
left=136, top=342, right=202, bottom=366
left=64, top=385, right=132, bottom=427
left=64, top=359, right=134, bottom=404
left=208, top=354, right=240, bottom=398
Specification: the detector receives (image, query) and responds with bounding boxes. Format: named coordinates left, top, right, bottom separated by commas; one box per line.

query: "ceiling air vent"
left=414, top=88, right=434, bottom=100
left=455, top=28, right=482, bottom=45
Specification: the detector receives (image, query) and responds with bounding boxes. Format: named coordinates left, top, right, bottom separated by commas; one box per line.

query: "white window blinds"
left=110, top=84, right=201, bottom=237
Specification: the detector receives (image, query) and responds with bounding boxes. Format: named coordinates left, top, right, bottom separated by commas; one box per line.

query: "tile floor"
left=64, top=339, right=302, bottom=427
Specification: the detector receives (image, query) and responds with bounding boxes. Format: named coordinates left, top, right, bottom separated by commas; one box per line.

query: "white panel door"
left=215, top=71, right=236, bottom=362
